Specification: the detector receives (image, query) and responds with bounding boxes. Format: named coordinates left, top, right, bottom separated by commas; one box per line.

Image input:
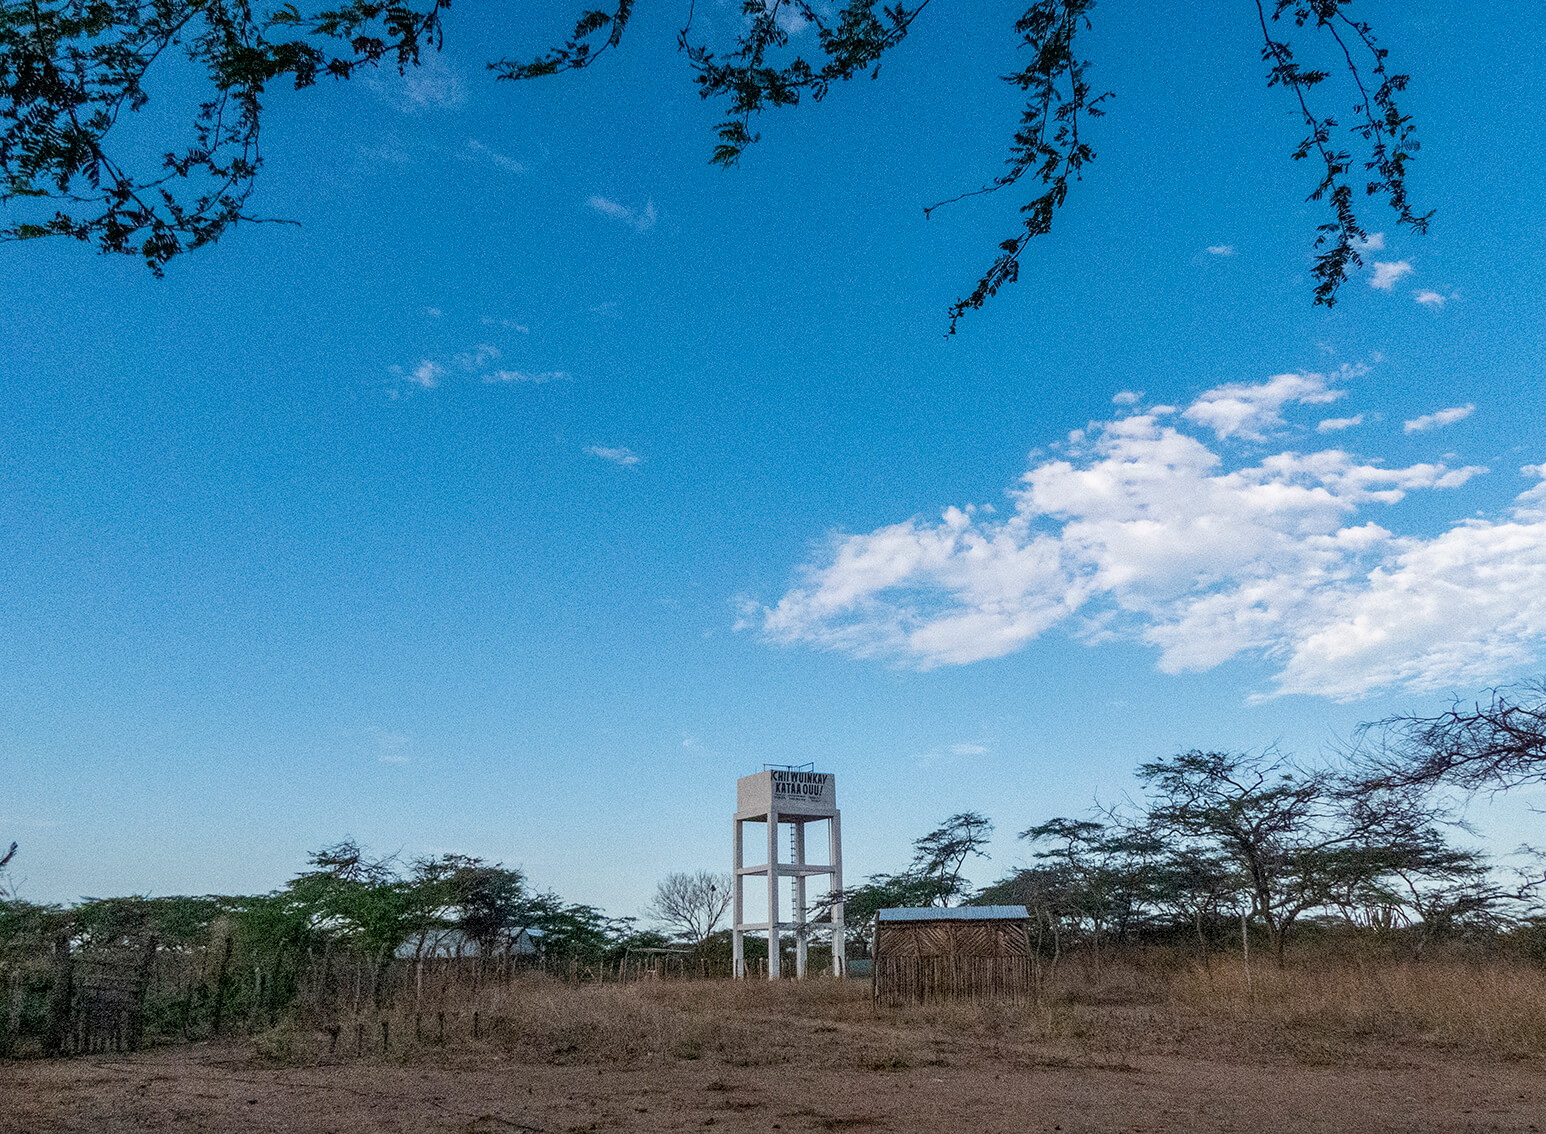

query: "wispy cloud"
left=485, top=369, right=569, bottom=384
left=750, top=377, right=1518, bottom=701
left=1205, top=245, right=1236, bottom=257
left=1357, top=232, right=1386, bottom=252
left=463, top=139, right=524, bottom=175
left=587, top=195, right=658, bottom=233
left=454, top=344, right=500, bottom=371
left=1112, top=390, right=1143, bottom=406
left=1404, top=405, right=1474, bottom=433
left=1317, top=415, right=1363, bottom=433
left=910, top=742, right=990, bottom=764
left=587, top=445, right=641, bottom=466
left=1370, top=260, right=1414, bottom=290
left=369, top=53, right=465, bottom=113
left=392, top=339, right=567, bottom=392
left=481, top=317, right=530, bottom=333
left=370, top=728, right=412, bottom=764
left=1414, top=290, right=1447, bottom=308
left=359, top=138, right=411, bottom=164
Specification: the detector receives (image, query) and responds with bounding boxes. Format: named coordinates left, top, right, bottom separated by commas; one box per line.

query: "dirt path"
left=4, top=1042, right=1544, bottom=1134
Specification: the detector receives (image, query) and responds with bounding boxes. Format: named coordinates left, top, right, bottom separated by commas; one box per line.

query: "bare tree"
left=1353, top=680, right=1546, bottom=795
left=0, top=840, right=16, bottom=900
left=647, top=871, right=732, bottom=947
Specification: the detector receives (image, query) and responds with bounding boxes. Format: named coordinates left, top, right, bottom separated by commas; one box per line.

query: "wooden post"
left=127, top=935, right=157, bottom=1052
left=43, top=931, right=73, bottom=1057
left=210, top=934, right=234, bottom=1037
left=3, top=970, right=23, bottom=1057
left=1240, top=909, right=1253, bottom=999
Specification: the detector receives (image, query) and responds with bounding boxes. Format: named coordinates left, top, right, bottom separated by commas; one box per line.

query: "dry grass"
left=257, top=954, right=1546, bottom=1070
left=1170, top=957, right=1546, bottom=1054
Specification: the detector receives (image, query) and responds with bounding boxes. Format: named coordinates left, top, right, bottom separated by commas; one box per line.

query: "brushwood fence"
left=872, top=955, right=1034, bottom=1006
left=0, top=938, right=730, bottom=1058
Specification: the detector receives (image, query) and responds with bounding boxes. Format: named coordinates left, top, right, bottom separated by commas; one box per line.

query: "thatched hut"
left=871, top=906, right=1032, bottom=1004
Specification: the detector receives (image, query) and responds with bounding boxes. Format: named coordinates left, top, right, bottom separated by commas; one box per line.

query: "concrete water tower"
left=732, top=766, right=844, bottom=979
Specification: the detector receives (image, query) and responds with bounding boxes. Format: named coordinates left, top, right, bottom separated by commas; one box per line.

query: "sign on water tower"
left=737, top=769, right=837, bottom=815
left=732, top=766, right=844, bottom=981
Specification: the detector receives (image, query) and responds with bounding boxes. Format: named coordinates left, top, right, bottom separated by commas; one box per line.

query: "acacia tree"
left=646, top=870, right=731, bottom=947
left=910, top=811, right=994, bottom=903
left=2, top=1, right=1428, bottom=323
left=1138, top=749, right=1376, bottom=964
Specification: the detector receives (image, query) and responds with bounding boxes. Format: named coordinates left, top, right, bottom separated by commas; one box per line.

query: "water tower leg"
left=732, top=817, right=745, bottom=979
left=794, top=821, right=808, bottom=979
left=766, top=809, right=780, bottom=979
left=829, top=811, right=845, bottom=978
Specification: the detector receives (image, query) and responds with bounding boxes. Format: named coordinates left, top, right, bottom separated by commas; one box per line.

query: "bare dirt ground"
left=5, top=1027, right=1544, bottom=1133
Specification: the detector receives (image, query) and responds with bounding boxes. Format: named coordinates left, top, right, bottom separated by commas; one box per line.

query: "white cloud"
left=587, top=445, right=641, bottom=466
left=1414, top=290, right=1446, bottom=308
left=1205, top=245, right=1236, bottom=257
left=587, top=195, right=658, bottom=233
left=1181, top=370, right=1349, bottom=440
left=1317, top=415, right=1363, bottom=433
left=950, top=743, right=988, bottom=756
left=485, top=369, right=569, bottom=384
left=753, top=385, right=1520, bottom=700
left=424, top=307, right=442, bottom=318
left=1357, top=232, right=1386, bottom=252
left=407, top=360, right=443, bottom=389
left=1370, top=260, right=1414, bottom=290
left=463, top=139, right=524, bottom=175
left=1405, top=405, right=1474, bottom=433
left=1112, top=390, right=1143, bottom=406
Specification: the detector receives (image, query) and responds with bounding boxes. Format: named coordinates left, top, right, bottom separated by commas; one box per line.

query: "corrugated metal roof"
left=876, top=905, right=1030, bottom=922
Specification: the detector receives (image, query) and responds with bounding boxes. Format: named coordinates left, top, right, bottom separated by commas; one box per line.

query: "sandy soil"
left=4, top=1037, right=1544, bottom=1134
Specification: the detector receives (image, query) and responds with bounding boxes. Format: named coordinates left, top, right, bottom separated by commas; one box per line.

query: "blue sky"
left=3, top=1, right=1544, bottom=914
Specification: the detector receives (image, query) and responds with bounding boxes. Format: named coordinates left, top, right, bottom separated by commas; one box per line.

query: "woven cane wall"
left=872, top=919, right=1032, bottom=1004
